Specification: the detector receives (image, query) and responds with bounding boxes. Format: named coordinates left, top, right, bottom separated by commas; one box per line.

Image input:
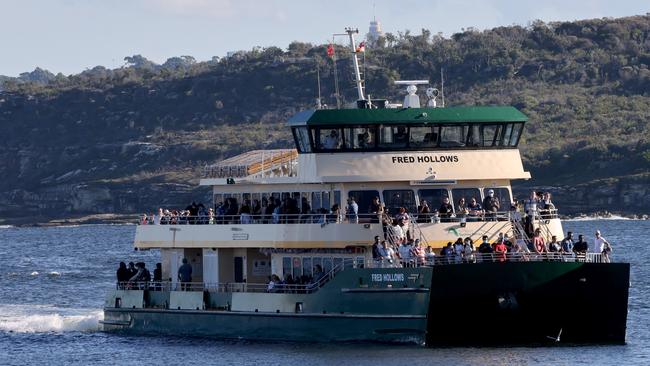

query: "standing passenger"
left=153, top=263, right=162, bottom=290
left=178, top=258, right=193, bottom=291
left=116, top=262, right=130, bottom=289
left=346, top=197, right=359, bottom=223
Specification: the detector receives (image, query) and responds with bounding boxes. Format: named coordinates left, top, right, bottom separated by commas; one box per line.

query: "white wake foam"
left=0, top=305, right=103, bottom=333
left=0, top=225, right=13, bottom=229
left=565, top=215, right=636, bottom=222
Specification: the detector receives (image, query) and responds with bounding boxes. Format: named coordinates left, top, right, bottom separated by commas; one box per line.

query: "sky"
left=0, top=0, right=648, bottom=76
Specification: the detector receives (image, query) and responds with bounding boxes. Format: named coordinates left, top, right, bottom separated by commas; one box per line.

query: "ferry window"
left=313, top=257, right=322, bottom=272
left=322, top=257, right=333, bottom=273
left=261, top=193, right=270, bottom=215
left=292, top=192, right=301, bottom=210
left=382, top=189, right=417, bottom=215
left=418, top=189, right=449, bottom=209
left=292, top=257, right=302, bottom=279
left=300, top=192, right=311, bottom=214
left=509, top=123, right=523, bottom=146
left=451, top=188, right=481, bottom=208
left=303, top=257, right=312, bottom=276
left=484, top=188, right=511, bottom=209
left=213, top=193, right=224, bottom=207
left=334, top=191, right=341, bottom=209
left=223, top=193, right=241, bottom=207
left=282, top=257, right=291, bottom=277
left=270, top=192, right=281, bottom=205
left=467, top=125, right=481, bottom=147
left=293, top=127, right=312, bottom=153
left=311, top=192, right=323, bottom=211
left=344, top=127, right=376, bottom=149
left=322, top=191, right=331, bottom=210
left=410, top=126, right=439, bottom=148
left=440, top=125, right=466, bottom=147
left=348, top=190, right=380, bottom=214
left=482, top=125, right=498, bottom=146
left=317, top=128, right=343, bottom=150
left=379, top=126, right=408, bottom=148
left=498, top=124, right=513, bottom=147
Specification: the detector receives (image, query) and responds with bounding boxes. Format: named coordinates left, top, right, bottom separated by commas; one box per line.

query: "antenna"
left=330, top=38, right=341, bottom=109
left=440, top=67, right=445, bottom=107
left=345, top=27, right=365, bottom=101
left=316, top=61, right=322, bottom=109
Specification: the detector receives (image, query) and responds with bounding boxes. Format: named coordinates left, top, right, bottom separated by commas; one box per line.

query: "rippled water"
left=0, top=221, right=648, bottom=365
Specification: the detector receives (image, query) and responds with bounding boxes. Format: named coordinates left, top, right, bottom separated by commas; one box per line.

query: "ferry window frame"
left=382, top=189, right=417, bottom=215
left=347, top=190, right=381, bottom=214
left=509, top=122, right=524, bottom=146
left=417, top=188, right=450, bottom=210
left=409, top=125, right=440, bottom=148
left=314, top=127, right=345, bottom=151
left=302, top=122, right=524, bottom=153
left=292, top=127, right=313, bottom=153
left=484, top=187, right=511, bottom=209
left=450, top=188, right=482, bottom=208
left=344, top=126, right=377, bottom=150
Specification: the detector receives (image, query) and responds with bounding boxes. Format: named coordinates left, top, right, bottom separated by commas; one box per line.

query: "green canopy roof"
left=288, top=106, right=527, bottom=126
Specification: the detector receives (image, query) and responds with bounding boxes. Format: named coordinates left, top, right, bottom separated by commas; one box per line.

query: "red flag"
left=355, top=41, right=365, bottom=53
left=327, top=44, right=335, bottom=58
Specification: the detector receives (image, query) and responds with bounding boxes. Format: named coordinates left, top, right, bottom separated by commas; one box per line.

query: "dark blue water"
left=0, top=220, right=648, bottom=365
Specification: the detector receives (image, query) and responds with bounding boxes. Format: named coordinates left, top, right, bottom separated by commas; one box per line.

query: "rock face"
left=0, top=182, right=209, bottom=224
left=514, top=173, right=650, bottom=217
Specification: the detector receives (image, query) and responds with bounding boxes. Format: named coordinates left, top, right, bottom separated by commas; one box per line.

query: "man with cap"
left=483, top=189, right=500, bottom=221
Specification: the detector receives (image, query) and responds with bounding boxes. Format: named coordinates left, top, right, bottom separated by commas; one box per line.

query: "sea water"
left=0, top=221, right=648, bottom=365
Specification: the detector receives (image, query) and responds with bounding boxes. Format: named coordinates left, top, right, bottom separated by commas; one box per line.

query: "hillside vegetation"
left=1, top=15, right=650, bottom=222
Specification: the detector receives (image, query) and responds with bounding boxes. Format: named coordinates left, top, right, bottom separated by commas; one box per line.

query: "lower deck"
left=103, top=260, right=630, bottom=345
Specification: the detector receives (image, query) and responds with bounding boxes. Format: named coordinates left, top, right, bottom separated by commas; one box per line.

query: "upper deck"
left=201, top=106, right=530, bottom=186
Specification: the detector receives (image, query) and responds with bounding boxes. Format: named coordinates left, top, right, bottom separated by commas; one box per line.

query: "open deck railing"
left=139, top=210, right=561, bottom=226
left=116, top=252, right=612, bottom=293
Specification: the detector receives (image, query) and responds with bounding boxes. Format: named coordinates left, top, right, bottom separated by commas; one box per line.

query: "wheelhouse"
left=289, top=106, right=527, bottom=153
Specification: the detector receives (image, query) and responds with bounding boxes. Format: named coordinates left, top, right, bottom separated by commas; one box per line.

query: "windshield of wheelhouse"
left=291, top=122, right=524, bottom=153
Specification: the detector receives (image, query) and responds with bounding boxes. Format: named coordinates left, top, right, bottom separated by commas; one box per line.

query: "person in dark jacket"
left=153, top=263, right=163, bottom=290
left=178, top=258, right=193, bottom=291
left=127, top=262, right=137, bottom=278
left=438, top=197, right=454, bottom=222
left=116, top=262, right=130, bottom=288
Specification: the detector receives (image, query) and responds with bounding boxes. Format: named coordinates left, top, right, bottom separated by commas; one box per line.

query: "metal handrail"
left=138, top=210, right=561, bottom=226
left=115, top=258, right=361, bottom=294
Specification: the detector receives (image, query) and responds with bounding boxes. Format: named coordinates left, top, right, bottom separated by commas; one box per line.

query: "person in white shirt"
left=593, top=230, right=610, bottom=253
left=453, top=238, right=464, bottom=264
left=594, top=230, right=612, bottom=262
left=398, top=242, right=412, bottom=267
left=322, top=130, right=340, bottom=149
left=387, top=219, right=404, bottom=246
left=385, top=242, right=397, bottom=267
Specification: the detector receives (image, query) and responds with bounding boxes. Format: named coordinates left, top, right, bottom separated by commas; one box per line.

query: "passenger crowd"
left=139, top=190, right=559, bottom=231
left=371, top=228, right=613, bottom=266
left=116, top=261, right=162, bottom=289
left=266, top=264, right=326, bottom=293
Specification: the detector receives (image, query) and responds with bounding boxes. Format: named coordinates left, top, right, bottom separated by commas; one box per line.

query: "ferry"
left=101, top=28, right=630, bottom=345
